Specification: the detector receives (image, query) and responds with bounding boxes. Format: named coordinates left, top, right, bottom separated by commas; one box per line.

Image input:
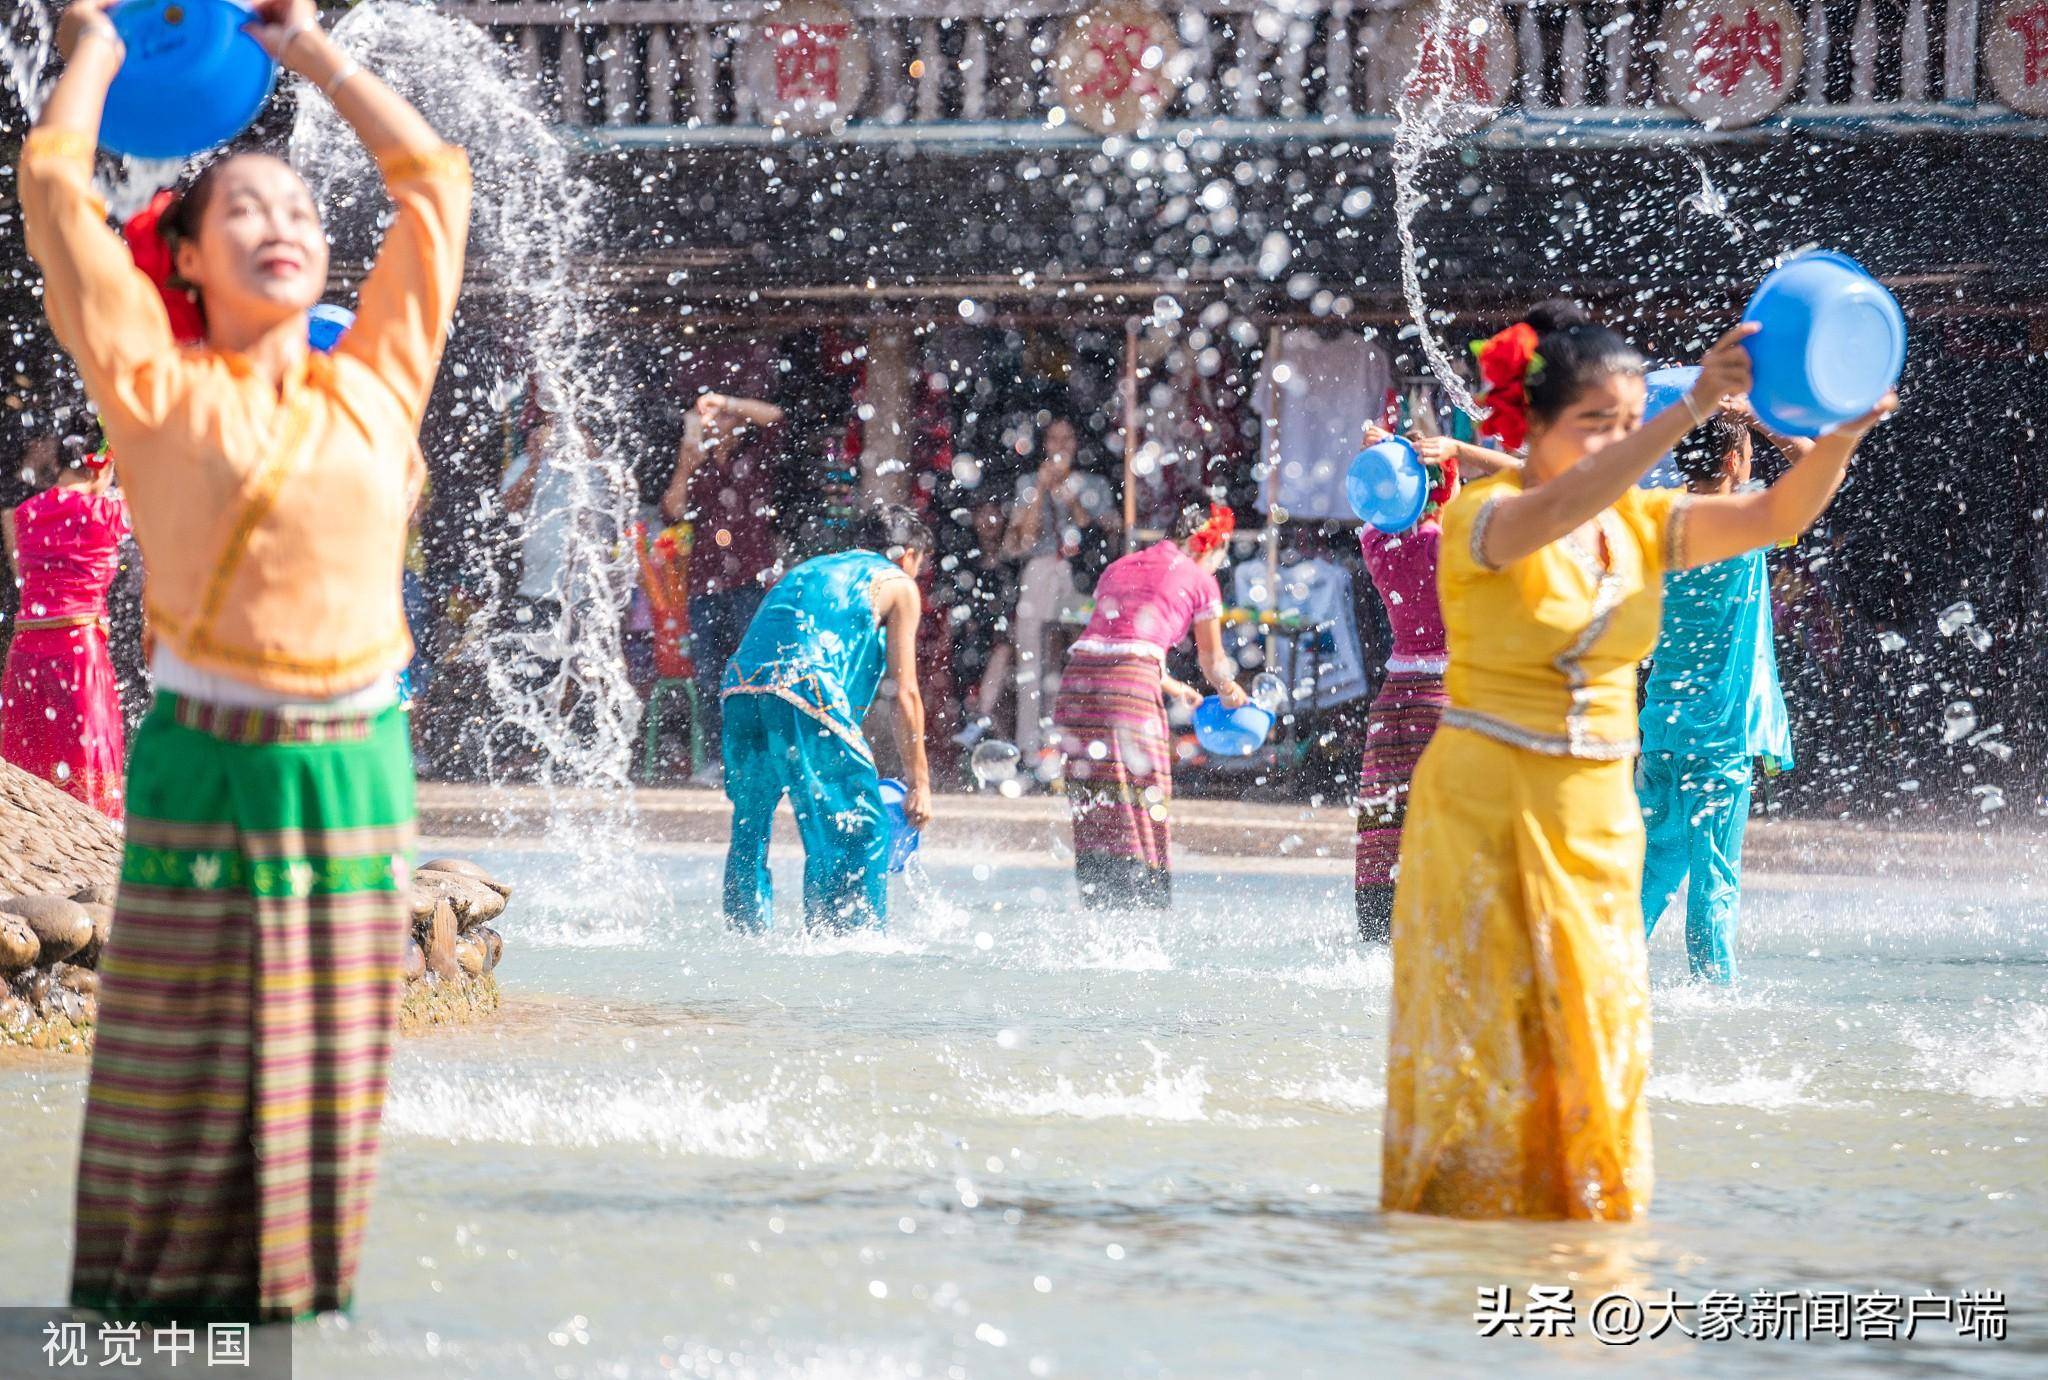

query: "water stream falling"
left=3, top=0, right=661, bottom=919
left=1389, top=0, right=1490, bottom=420
left=292, top=0, right=660, bottom=922
left=1682, top=150, right=1749, bottom=243
left=2, top=5, right=179, bottom=222
left=1, top=0, right=54, bottom=128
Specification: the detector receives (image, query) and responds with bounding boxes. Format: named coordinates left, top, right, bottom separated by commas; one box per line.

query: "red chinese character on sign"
left=768, top=22, right=848, bottom=105
left=1405, top=26, right=1498, bottom=106
left=1690, top=8, right=1787, bottom=97
left=1077, top=23, right=1162, bottom=103
left=2008, top=3, right=2048, bottom=86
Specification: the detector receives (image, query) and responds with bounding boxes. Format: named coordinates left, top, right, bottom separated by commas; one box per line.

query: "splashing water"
left=1681, top=151, right=1747, bottom=243
left=1, top=4, right=182, bottom=222
left=291, top=2, right=659, bottom=917
left=969, top=738, right=1022, bottom=788
left=1, top=0, right=56, bottom=126
left=1388, top=0, right=1488, bottom=419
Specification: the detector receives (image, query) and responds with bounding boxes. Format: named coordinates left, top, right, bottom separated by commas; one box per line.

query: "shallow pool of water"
left=4, top=847, right=2045, bottom=1377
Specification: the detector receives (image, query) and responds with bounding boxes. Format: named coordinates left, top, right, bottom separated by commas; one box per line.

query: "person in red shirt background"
left=661, top=390, right=785, bottom=761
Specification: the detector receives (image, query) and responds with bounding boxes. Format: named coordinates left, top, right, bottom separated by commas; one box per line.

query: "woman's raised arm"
left=23, top=3, right=187, bottom=435
left=1678, top=395, right=1896, bottom=570
left=248, top=0, right=472, bottom=424
left=245, top=0, right=444, bottom=163
left=1476, top=323, right=1758, bottom=569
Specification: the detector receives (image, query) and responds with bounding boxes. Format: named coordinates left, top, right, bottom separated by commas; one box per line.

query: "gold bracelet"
left=322, top=58, right=363, bottom=100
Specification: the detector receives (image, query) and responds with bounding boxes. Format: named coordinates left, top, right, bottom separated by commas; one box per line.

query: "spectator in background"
left=1, top=432, right=131, bottom=817
left=1004, top=413, right=1116, bottom=768
left=948, top=499, right=1021, bottom=748
left=499, top=399, right=573, bottom=625
left=662, top=389, right=785, bottom=768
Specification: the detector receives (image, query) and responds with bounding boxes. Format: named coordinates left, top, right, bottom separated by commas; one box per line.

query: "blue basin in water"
left=878, top=777, right=919, bottom=874
left=1193, top=697, right=1274, bottom=757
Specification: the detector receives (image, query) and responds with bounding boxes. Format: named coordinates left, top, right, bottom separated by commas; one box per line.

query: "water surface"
left=4, top=847, right=2043, bottom=1377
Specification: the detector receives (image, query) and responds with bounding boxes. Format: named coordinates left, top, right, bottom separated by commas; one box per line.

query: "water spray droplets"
left=970, top=740, right=1024, bottom=795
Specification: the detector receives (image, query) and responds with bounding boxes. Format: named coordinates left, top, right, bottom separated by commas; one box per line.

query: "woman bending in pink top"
left=1053, top=502, right=1248, bottom=909
left=1, top=434, right=132, bottom=818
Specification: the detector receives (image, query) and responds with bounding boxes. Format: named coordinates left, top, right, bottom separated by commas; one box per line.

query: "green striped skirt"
left=71, top=693, right=414, bottom=1323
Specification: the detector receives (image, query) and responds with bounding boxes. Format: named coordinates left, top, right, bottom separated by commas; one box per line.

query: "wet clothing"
left=1638, top=753, right=1752, bottom=984
left=720, top=550, right=911, bottom=931
left=23, top=124, right=468, bottom=1317
left=720, top=694, right=888, bottom=933
left=1359, top=522, right=1448, bottom=668
left=1072, top=540, right=1224, bottom=662
left=1354, top=522, right=1450, bottom=939
left=71, top=696, right=414, bottom=1321
left=2, top=486, right=131, bottom=817
left=1055, top=543, right=1223, bottom=910
left=1385, top=473, right=1689, bottom=1221
left=1638, top=547, right=1791, bottom=983
left=1054, top=649, right=1173, bottom=909
left=1353, top=669, right=1447, bottom=941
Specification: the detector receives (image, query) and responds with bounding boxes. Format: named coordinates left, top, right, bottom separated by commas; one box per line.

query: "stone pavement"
left=416, top=782, right=2046, bottom=886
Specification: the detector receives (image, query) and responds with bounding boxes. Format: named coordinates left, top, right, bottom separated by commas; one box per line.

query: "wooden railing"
left=431, top=1, right=2005, bottom=130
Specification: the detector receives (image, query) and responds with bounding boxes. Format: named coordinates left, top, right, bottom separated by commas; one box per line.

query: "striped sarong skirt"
left=1053, top=649, right=1173, bottom=909
left=71, top=692, right=415, bottom=1322
left=1355, top=669, right=1450, bottom=894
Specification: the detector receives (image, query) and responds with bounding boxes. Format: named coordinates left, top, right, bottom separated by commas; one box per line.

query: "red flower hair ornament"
left=1424, top=451, right=1459, bottom=514
left=121, top=189, right=207, bottom=346
left=1186, top=502, right=1236, bottom=557
left=1471, top=322, right=1542, bottom=453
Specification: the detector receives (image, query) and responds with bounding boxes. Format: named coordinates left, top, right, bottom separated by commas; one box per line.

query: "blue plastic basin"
left=1192, top=697, right=1274, bottom=757
left=878, top=777, right=919, bottom=874
left=1740, top=250, right=1906, bottom=438
left=103, top=0, right=277, bottom=160
left=307, top=303, right=353, bottom=354
left=1638, top=365, right=1700, bottom=489
left=1345, top=436, right=1429, bottom=533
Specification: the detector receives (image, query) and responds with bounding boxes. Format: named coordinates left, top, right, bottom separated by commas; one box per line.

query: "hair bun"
left=1522, top=298, right=1592, bottom=335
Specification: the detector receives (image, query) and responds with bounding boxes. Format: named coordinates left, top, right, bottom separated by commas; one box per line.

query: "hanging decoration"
left=741, top=0, right=871, bottom=133
left=1658, top=0, right=1806, bottom=129
left=1055, top=2, right=1183, bottom=135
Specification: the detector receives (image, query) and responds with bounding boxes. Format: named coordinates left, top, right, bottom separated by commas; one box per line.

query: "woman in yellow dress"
left=1381, top=314, right=1895, bottom=1221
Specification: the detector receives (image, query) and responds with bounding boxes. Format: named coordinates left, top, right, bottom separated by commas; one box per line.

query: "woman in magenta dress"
left=1352, top=424, right=1521, bottom=942
left=2, top=437, right=131, bottom=818
left=1054, top=502, right=1247, bottom=909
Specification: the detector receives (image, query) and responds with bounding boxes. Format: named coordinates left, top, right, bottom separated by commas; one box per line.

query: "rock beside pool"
left=397, top=860, right=510, bottom=1036
left=0, top=896, right=93, bottom=966
left=0, top=760, right=124, bottom=900
left=0, top=760, right=121, bottom=1049
left=1, top=838, right=517, bottom=1050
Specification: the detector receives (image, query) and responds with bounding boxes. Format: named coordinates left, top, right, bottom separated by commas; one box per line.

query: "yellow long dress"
left=1382, top=471, right=1690, bottom=1221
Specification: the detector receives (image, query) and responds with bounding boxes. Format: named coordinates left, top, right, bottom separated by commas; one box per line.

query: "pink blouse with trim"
left=1073, top=541, right=1223, bottom=658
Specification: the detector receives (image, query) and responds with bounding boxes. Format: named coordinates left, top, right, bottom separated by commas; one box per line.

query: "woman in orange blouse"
left=24, top=0, right=470, bottom=1320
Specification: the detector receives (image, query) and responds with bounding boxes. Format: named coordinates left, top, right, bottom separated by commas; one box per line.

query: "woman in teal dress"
left=720, top=504, right=935, bottom=933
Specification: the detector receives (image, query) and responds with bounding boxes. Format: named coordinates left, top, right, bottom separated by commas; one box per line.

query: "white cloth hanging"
left=1252, top=331, right=1393, bottom=521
